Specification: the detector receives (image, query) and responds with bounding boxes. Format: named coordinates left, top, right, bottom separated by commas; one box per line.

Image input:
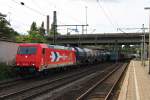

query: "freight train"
left=15, top=43, right=127, bottom=75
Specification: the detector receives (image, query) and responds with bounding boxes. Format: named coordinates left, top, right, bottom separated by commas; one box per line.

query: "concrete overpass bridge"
left=47, top=32, right=149, bottom=46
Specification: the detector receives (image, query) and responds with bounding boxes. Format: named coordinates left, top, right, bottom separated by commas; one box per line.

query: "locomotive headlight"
left=32, top=64, right=35, bottom=66
left=17, top=63, right=19, bottom=66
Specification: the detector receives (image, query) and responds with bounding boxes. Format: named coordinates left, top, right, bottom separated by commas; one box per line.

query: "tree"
left=30, top=22, right=37, bottom=31
left=28, top=21, right=47, bottom=43
left=0, top=13, right=10, bottom=28
left=0, top=12, right=18, bottom=38
left=16, top=21, right=47, bottom=43
left=38, top=21, right=45, bottom=36
left=28, top=21, right=37, bottom=35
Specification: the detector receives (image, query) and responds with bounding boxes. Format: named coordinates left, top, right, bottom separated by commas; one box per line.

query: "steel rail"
left=104, top=63, right=129, bottom=100
left=25, top=63, right=118, bottom=100
left=0, top=77, right=22, bottom=89
left=0, top=63, right=110, bottom=100
left=76, top=63, right=125, bottom=100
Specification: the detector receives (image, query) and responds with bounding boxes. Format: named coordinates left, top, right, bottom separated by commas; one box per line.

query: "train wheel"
left=42, top=69, right=48, bottom=76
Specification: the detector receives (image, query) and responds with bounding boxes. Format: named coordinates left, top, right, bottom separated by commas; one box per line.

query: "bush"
left=0, top=63, right=17, bottom=80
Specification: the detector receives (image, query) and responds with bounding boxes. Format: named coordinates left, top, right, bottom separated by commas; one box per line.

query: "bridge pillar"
left=114, top=40, right=118, bottom=52
left=114, top=40, right=118, bottom=63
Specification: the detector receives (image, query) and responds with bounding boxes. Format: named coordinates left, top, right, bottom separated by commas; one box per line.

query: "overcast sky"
left=0, top=0, right=150, bottom=34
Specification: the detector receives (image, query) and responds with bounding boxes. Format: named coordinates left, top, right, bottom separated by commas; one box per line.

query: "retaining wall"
left=0, top=41, right=18, bottom=65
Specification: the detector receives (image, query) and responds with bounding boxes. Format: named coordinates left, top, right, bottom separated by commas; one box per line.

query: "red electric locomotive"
left=15, top=43, right=76, bottom=74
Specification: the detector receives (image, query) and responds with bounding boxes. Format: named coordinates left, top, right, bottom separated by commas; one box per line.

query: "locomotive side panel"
left=45, top=48, right=76, bottom=69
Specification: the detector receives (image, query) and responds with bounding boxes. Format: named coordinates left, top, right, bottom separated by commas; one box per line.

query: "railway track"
left=0, top=77, right=22, bottom=89
left=0, top=65, right=92, bottom=90
left=31, top=63, right=122, bottom=100
left=76, top=62, right=128, bottom=100
left=45, top=62, right=129, bottom=100
left=0, top=63, right=112, bottom=100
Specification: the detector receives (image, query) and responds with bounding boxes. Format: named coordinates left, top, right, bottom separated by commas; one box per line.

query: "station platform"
left=118, top=60, right=150, bottom=100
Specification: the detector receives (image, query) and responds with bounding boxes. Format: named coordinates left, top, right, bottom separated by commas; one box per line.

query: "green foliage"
left=16, top=21, right=47, bottom=43
left=0, top=63, right=17, bottom=81
left=122, top=45, right=137, bottom=53
left=16, top=33, right=47, bottom=43
left=0, top=12, right=19, bottom=38
left=29, top=31, right=47, bottom=43
left=16, top=35, right=30, bottom=43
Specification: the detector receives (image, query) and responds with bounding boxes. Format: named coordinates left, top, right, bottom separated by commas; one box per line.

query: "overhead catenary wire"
left=81, top=0, right=121, bottom=33
left=11, top=0, right=46, bottom=16
left=0, top=3, right=32, bottom=33
left=99, top=1, right=120, bottom=29
left=97, top=0, right=133, bottom=33
left=11, top=0, right=90, bottom=33
left=31, top=0, right=44, bottom=13
left=46, top=0, right=83, bottom=25
left=5, top=0, right=82, bottom=34
left=10, top=0, right=65, bottom=31
left=96, top=1, right=118, bottom=31
left=44, top=0, right=87, bottom=33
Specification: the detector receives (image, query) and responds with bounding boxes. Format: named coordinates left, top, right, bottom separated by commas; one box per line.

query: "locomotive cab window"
left=17, top=46, right=37, bottom=54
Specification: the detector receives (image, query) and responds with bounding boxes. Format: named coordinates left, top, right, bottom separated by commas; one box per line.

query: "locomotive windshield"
left=17, top=46, right=37, bottom=54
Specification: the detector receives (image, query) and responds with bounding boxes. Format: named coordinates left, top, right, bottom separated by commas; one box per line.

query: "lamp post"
left=85, top=6, right=88, bottom=34
left=144, top=7, right=150, bottom=74
left=140, top=35, right=144, bottom=65
left=142, top=24, right=146, bottom=66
